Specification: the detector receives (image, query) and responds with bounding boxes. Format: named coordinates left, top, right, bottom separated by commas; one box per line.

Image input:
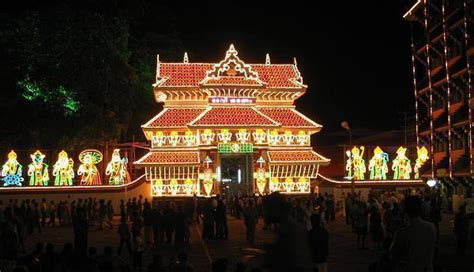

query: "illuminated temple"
left=135, top=45, right=330, bottom=197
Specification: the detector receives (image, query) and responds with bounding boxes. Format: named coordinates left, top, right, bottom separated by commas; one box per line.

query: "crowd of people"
left=0, top=187, right=472, bottom=272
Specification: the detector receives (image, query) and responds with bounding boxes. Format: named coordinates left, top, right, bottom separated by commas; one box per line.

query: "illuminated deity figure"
left=78, top=149, right=103, bottom=186
left=1, top=151, right=24, bottom=186
left=392, top=147, right=412, bottom=180
left=27, top=150, right=49, bottom=186
left=202, top=168, right=214, bottom=196
left=345, top=151, right=352, bottom=178
left=414, top=146, right=429, bottom=179
left=254, top=167, right=267, bottom=194
left=106, top=149, right=130, bottom=185
left=53, top=150, right=74, bottom=186
left=350, top=146, right=366, bottom=180
left=368, top=146, right=389, bottom=180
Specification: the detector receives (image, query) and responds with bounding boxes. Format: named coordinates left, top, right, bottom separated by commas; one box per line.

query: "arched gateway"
left=134, top=45, right=330, bottom=197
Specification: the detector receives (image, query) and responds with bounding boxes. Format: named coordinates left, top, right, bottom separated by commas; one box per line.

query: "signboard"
left=218, top=143, right=253, bottom=153
left=209, top=97, right=255, bottom=104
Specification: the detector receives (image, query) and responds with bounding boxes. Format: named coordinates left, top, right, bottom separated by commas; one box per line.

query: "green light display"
left=218, top=143, right=253, bottom=153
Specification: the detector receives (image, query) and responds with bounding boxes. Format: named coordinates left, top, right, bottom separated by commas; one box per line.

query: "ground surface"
left=22, top=214, right=474, bottom=271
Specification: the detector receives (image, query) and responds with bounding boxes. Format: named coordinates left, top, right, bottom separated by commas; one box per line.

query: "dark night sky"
left=2, top=0, right=416, bottom=144
left=165, top=0, right=415, bottom=137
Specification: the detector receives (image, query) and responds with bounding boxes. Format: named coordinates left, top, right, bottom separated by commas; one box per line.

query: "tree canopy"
left=0, top=0, right=182, bottom=148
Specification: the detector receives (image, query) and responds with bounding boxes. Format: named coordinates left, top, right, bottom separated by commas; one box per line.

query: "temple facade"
left=134, top=45, right=330, bottom=197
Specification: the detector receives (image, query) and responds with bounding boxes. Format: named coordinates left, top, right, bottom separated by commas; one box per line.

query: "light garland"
left=28, top=150, right=49, bottom=186
left=52, top=150, right=74, bottom=186
left=1, top=151, right=23, bottom=186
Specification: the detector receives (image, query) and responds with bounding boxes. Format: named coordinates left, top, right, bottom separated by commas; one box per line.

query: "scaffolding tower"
left=404, top=0, right=473, bottom=184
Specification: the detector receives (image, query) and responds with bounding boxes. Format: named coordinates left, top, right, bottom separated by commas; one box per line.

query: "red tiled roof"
left=190, top=107, right=279, bottom=127
left=143, top=108, right=205, bottom=128
left=252, top=64, right=302, bottom=88
left=267, top=150, right=330, bottom=164
left=258, top=108, right=321, bottom=128
left=160, top=63, right=213, bottom=87
left=158, top=63, right=303, bottom=88
left=202, top=76, right=264, bottom=86
left=135, top=151, right=200, bottom=165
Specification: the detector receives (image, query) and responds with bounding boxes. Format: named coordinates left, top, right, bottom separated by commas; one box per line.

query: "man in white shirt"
left=390, top=195, right=437, bottom=272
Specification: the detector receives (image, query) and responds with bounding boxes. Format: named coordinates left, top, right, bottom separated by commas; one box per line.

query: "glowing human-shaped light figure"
left=78, top=149, right=102, bottom=185
left=53, top=150, right=74, bottom=186
left=368, top=146, right=389, bottom=180
left=1, top=151, right=24, bottom=186
left=105, top=149, right=130, bottom=185
left=350, top=146, right=366, bottom=180
left=414, top=146, right=429, bottom=179
left=345, top=151, right=352, bottom=179
left=28, top=150, right=49, bottom=186
left=392, top=147, right=412, bottom=180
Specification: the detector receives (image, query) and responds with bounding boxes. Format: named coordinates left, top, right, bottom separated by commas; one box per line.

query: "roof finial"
left=265, top=53, right=271, bottom=65
left=183, top=52, right=189, bottom=63
left=293, top=57, right=298, bottom=67
left=155, top=54, right=160, bottom=81
left=226, top=44, right=238, bottom=57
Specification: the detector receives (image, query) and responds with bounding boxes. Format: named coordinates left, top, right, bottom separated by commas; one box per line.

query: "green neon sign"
left=218, top=143, right=253, bottom=153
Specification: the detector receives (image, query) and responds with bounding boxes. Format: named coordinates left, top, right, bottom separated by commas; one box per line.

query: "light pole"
left=341, top=121, right=354, bottom=196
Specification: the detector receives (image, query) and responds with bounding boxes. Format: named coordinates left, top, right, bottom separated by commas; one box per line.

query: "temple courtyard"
left=21, top=213, right=473, bottom=272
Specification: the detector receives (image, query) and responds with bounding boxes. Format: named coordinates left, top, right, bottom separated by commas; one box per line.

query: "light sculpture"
left=368, top=146, right=389, bottom=180
left=218, top=129, right=232, bottom=143
left=414, top=146, right=429, bottom=179
left=152, top=131, right=166, bottom=147
left=77, top=149, right=103, bottom=185
left=28, top=150, right=49, bottom=186
left=268, top=130, right=280, bottom=145
left=349, top=146, right=366, bottom=180
left=282, top=131, right=293, bottom=145
left=168, top=131, right=180, bottom=146
left=183, top=130, right=196, bottom=146
left=153, top=179, right=164, bottom=196
left=236, top=129, right=250, bottom=143
left=105, top=149, right=130, bottom=185
left=392, top=146, right=412, bottom=179
left=296, top=130, right=309, bottom=145
left=201, top=129, right=215, bottom=145
left=1, top=151, right=23, bottom=186
left=52, top=150, right=74, bottom=186
left=169, top=179, right=178, bottom=195
left=252, top=129, right=266, bottom=144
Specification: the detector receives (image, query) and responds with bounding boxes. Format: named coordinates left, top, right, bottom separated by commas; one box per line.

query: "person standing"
left=120, top=199, right=126, bottom=221
left=32, top=202, right=42, bottom=234
left=106, top=200, right=114, bottom=229
left=73, top=207, right=88, bottom=256
left=117, top=217, right=132, bottom=257
left=308, top=214, right=329, bottom=272
left=215, top=199, right=227, bottom=240
left=244, top=199, right=259, bottom=245
left=353, top=201, right=369, bottom=250
left=49, top=201, right=56, bottom=226
left=390, top=196, right=437, bottom=272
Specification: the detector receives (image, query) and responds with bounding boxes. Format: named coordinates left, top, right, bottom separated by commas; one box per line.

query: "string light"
left=53, top=150, right=74, bottom=186
left=28, top=150, right=49, bottom=186
left=1, top=151, right=23, bottom=186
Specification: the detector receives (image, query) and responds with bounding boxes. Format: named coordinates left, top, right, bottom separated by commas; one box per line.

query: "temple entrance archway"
left=218, top=153, right=253, bottom=199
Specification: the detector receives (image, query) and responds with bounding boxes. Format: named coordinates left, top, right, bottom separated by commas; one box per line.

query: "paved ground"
left=22, top=214, right=474, bottom=271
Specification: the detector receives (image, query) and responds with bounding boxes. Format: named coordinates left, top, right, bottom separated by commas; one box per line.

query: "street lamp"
left=341, top=121, right=354, bottom=196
